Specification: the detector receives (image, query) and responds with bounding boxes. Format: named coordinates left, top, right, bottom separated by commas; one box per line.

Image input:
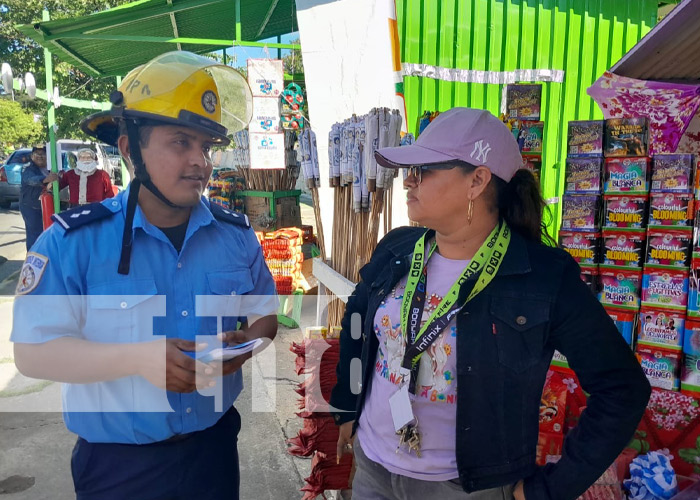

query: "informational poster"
left=249, top=97, right=282, bottom=134
left=247, top=59, right=284, bottom=98
left=249, top=132, right=285, bottom=170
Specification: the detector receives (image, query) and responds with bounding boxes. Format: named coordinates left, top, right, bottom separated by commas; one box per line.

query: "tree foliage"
left=0, top=99, right=44, bottom=152
left=0, top=0, right=132, bottom=140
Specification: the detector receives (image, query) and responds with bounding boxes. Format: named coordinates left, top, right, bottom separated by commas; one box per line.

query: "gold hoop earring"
left=467, top=199, right=474, bottom=225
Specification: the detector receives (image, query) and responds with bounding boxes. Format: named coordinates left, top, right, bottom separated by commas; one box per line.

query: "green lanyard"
left=400, top=221, right=510, bottom=386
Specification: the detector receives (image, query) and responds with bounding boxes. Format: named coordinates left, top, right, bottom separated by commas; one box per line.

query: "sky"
left=223, top=32, right=300, bottom=70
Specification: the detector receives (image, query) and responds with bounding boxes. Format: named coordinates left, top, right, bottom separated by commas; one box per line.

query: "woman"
left=330, top=108, right=650, bottom=500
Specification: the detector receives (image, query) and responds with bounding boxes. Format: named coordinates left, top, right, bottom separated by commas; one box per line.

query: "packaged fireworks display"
left=688, top=269, right=700, bottom=319
left=505, top=84, right=542, bottom=120
left=562, top=194, right=600, bottom=232
left=601, top=230, right=645, bottom=269
left=641, top=269, right=689, bottom=311
left=651, top=154, right=694, bottom=193
left=559, top=231, right=600, bottom=266
left=565, top=158, right=603, bottom=194
left=598, top=268, right=642, bottom=310
left=603, top=195, right=648, bottom=229
left=516, top=121, right=544, bottom=155
left=604, top=117, right=649, bottom=157
left=605, top=308, right=637, bottom=346
left=648, top=193, right=694, bottom=228
left=603, top=157, right=651, bottom=194
left=567, top=120, right=604, bottom=157
left=636, top=345, right=681, bottom=391
left=646, top=229, right=692, bottom=269
left=638, top=308, right=685, bottom=350
left=681, top=321, right=700, bottom=395
left=521, top=155, right=542, bottom=182
left=580, top=268, right=600, bottom=295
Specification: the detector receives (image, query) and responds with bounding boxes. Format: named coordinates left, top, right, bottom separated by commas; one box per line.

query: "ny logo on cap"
left=470, top=140, right=492, bottom=163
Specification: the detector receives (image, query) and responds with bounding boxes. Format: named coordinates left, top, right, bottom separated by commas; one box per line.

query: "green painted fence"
left=395, top=0, right=658, bottom=233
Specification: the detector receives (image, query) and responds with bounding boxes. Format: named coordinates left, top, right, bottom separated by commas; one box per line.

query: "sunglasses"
left=405, top=164, right=458, bottom=185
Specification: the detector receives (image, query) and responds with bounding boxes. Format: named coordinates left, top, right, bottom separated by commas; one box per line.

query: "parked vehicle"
left=0, top=148, right=31, bottom=209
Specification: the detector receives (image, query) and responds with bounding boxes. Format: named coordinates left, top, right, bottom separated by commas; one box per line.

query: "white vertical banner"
left=247, top=59, right=285, bottom=98
left=248, top=59, right=285, bottom=169
left=296, top=0, right=409, bottom=253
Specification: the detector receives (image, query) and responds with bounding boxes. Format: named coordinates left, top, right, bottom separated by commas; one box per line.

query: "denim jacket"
left=330, top=226, right=650, bottom=500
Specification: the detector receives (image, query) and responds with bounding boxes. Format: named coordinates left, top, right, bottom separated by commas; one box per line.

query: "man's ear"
left=117, top=135, right=130, bottom=160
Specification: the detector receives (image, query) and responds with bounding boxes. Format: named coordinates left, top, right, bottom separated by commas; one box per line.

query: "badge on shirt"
left=15, top=252, right=49, bottom=295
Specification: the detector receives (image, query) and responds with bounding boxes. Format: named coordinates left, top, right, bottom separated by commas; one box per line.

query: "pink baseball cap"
left=375, top=107, right=523, bottom=181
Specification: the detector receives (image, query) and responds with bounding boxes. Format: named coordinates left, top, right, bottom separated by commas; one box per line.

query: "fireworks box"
left=565, top=158, right=603, bottom=194
left=646, top=228, right=692, bottom=269
left=603, top=195, right=648, bottom=230
left=604, top=117, right=649, bottom=157
left=604, top=157, right=651, bottom=194
left=568, top=120, right=604, bottom=157
left=562, top=194, right=601, bottom=232
left=505, top=84, right=542, bottom=120
left=598, top=268, right=642, bottom=311
left=648, top=192, right=694, bottom=228
left=601, top=230, right=645, bottom=269
left=637, top=308, right=685, bottom=351
left=651, top=154, right=694, bottom=193
left=560, top=231, right=601, bottom=266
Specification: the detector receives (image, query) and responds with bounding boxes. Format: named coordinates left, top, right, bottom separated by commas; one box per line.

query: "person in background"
left=58, top=148, right=114, bottom=207
left=19, top=145, right=57, bottom=250
left=331, top=107, right=651, bottom=500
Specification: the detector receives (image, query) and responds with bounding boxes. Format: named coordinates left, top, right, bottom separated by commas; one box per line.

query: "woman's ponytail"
left=494, top=169, right=557, bottom=246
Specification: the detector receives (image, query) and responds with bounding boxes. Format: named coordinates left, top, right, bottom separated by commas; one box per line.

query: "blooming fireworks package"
left=637, top=308, right=685, bottom=350
left=604, top=157, right=651, bottom=194
left=605, top=308, right=637, bottom=346
left=604, top=117, right=649, bottom=158
left=565, top=158, right=603, bottom=194
left=601, top=230, right=645, bottom=269
left=651, top=154, right=694, bottom=193
left=645, top=228, right=692, bottom=269
left=603, top=195, right=648, bottom=229
left=598, top=269, right=642, bottom=311
left=505, top=84, right=542, bottom=120
left=648, top=192, right=693, bottom=228
left=635, top=345, right=681, bottom=391
left=562, top=194, right=600, bottom=232
left=641, top=269, right=689, bottom=311
left=567, top=120, right=604, bottom=158
left=681, top=321, right=700, bottom=396
left=559, top=231, right=600, bottom=266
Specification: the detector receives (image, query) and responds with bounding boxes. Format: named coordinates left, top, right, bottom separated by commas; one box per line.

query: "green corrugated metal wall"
left=395, top=0, right=658, bottom=232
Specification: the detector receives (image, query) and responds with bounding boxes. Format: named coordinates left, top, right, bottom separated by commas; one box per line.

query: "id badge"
left=389, top=384, right=415, bottom=433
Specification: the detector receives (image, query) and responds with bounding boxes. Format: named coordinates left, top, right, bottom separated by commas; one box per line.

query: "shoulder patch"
left=16, top=252, right=49, bottom=295
left=51, top=202, right=115, bottom=233
left=210, top=204, right=250, bottom=229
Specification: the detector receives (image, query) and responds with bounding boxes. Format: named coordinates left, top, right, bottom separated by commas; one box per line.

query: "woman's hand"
left=513, top=480, right=526, bottom=500
left=336, top=420, right=355, bottom=464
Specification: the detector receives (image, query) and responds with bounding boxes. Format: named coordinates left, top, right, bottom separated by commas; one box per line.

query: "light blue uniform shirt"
left=11, top=187, right=277, bottom=444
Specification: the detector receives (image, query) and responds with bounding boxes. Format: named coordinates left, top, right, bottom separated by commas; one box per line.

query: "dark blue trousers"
left=71, top=407, right=241, bottom=500
left=20, top=205, right=43, bottom=251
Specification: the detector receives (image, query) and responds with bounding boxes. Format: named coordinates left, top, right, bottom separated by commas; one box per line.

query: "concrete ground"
left=0, top=199, right=332, bottom=499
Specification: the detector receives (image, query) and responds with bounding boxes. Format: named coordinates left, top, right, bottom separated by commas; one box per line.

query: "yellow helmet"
left=81, top=51, right=253, bottom=146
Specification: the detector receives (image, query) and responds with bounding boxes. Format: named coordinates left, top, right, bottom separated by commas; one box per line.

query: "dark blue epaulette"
left=210, top=203, right=251, bottom=229
left=51, top=203, right=116, bottom=232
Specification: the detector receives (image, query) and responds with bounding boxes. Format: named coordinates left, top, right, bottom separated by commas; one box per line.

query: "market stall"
left=551, top=0, right=700, bottom=497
